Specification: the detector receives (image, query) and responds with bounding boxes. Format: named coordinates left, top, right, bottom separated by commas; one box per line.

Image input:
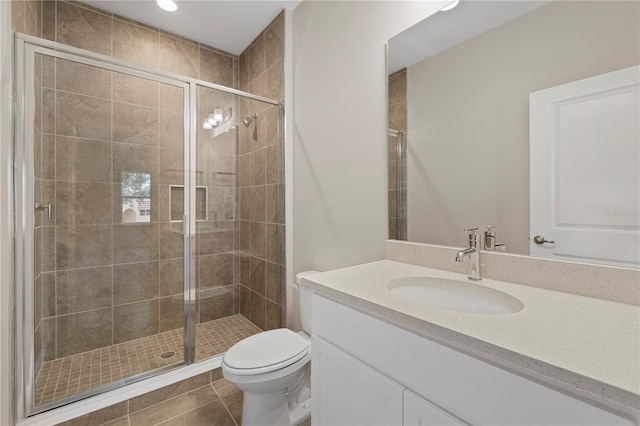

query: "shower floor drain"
left=160, top=351, right=176, bottom=359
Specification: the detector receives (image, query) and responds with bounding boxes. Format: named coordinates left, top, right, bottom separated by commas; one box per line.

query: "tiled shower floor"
left=35, top=314, right=262, bottom=406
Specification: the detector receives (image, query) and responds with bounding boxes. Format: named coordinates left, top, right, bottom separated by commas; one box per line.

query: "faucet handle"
left=484, top=225, right=496, bottom=251
left=463, top=228, right=480, bottom=248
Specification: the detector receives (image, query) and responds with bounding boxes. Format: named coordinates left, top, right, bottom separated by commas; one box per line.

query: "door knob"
left=533, top=235, right=554, bottom=245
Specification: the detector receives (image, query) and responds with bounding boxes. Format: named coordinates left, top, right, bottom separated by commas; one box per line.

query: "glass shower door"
left=21, top=44, right=192, bottom=412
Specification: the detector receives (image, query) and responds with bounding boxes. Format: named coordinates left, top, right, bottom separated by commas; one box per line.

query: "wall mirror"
left=387, top=0, right=639, bottom=268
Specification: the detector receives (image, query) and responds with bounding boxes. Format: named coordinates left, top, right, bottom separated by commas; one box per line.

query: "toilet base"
left=289, top=390, right=311, bottom=425
left=242, top=388, right=311, bottom=426
left=242, top=389, right=287, bottom=425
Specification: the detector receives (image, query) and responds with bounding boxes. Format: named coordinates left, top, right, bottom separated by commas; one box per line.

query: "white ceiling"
left=80, top=1, right=551, bottom=69
left=388, top=0, right=551, bottom=74
left=80, top=0, right=301, bottom=56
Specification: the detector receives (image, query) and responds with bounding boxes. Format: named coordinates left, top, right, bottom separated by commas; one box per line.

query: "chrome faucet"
left=456, top=228, right=482, bottom=281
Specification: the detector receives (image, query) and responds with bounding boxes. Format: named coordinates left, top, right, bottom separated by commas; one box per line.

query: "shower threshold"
left=34, top=314, right=261, bottom=406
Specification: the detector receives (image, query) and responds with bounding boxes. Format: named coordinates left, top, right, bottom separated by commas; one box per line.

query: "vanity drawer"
left=312, top=294, right=633, bottom=425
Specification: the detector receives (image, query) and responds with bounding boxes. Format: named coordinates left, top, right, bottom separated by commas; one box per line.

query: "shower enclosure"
left=388, top=129, right=407, bottom=240
left=388, top=68, right=407, bottom=241
left=15, top=32, right=284, bottom=417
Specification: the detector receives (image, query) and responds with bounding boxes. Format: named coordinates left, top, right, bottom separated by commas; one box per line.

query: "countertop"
left=300, top=260, right=640, bottom=413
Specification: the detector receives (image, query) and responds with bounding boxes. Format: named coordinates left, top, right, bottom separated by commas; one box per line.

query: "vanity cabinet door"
left=312, top=336, right=405, bottom=426
left=403, top=390, right=468, bottom=426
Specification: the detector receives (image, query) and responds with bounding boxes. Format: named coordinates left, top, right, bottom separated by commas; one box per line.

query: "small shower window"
left=121, top=172, right=151, bottom=223
left=170, top=185, right=207, bottom=221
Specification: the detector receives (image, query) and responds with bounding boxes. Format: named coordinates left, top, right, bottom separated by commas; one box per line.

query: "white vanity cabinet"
left=403, top=390, right=467, bottom=426
left=313, top=334, right=465, bottom=426
left=311, top=293, right=633, bottom=426
left=312, top=336, right=404, bottom=425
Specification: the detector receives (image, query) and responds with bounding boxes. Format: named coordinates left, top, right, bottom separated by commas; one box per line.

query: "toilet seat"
left=222, top=328, right=310, bottom=376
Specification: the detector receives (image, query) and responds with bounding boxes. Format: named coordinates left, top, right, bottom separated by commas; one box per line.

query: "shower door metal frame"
left=396, top=130, right=406, bottom=241
left=15, top=37, right=194, bottom=418
left=14, top=32, right=280, bottom=419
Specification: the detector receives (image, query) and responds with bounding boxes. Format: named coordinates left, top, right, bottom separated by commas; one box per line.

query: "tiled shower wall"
left=13, top=0, right=286, bottom=366
left=38, top=53, right=193, bottom=360
left=388, top=69, right=407, bottom=240
left=34, top=0, right=241, bottom=363
left=237, top=13, right=286, bottom=330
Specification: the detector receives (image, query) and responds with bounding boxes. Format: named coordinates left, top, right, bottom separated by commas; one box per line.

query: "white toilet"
left=222, top=271, right=318, bottom=426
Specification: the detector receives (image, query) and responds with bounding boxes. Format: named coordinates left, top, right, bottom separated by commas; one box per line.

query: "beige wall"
left=2, top=2, right=18, bottom=424
left=291, top=1, right=444, bottom=285
left=407, top=0, right=640, bottom=254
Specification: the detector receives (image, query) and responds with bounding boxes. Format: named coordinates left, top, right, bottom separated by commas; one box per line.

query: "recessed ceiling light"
left=441, top=0, right=460, bottom=11
left=157, top=0, right=177, bottom=12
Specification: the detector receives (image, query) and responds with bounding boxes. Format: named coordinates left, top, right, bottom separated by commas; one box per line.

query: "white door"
left=530, top=65, right=640, bottom=268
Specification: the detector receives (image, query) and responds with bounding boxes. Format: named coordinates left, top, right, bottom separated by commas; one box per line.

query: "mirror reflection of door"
left=387, top=0, right=639, bottom=267
left=530, top=66, right=640, bottom=268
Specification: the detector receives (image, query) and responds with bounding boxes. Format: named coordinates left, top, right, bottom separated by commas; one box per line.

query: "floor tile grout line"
left=131, top=384, right=217, bottom=425
left=211, top=381, right=240, bottom=426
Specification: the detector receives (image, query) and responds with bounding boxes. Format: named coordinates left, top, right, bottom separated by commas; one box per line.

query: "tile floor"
left=55, top=369, right=244, bottom=426
left=36, top=314, right=262, bottom=406
left=56, top=371, right=312, bottom=426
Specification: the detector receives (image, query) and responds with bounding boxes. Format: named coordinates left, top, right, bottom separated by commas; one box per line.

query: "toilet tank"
left=295, top=271, right=319, bottom=335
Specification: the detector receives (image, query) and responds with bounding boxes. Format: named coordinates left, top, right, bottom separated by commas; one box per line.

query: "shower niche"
left=16, top=25, right=284, bottom=416
left=170, top=186, right=208, bottom=221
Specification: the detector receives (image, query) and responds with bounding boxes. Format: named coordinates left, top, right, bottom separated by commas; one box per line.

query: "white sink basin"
left=387, top=277, right=524, bottom=315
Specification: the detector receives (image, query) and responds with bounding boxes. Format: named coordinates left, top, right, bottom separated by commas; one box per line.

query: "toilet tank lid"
left=223, top=329, right=310, bottom=371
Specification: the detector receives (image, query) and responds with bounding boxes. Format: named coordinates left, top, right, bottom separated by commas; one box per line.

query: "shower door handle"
left=34, top=202, right=52, bottom=219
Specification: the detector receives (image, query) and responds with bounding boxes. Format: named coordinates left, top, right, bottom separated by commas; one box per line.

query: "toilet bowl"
left=222, top=271, right=318, bottom=426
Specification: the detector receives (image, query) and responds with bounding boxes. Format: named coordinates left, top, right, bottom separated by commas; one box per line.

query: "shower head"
left=241, top=114, right=257, bottom=127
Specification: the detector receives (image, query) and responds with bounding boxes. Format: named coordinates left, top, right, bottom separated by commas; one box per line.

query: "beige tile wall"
left=388, top=69, right=407, bottom=240
left=236, top=12, right=286, bottom=331
left=32, top=0, right=250, bottom=362
left=39, top=54, right=191, bottom=358
left=13, top=3, right=286, bottom=412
